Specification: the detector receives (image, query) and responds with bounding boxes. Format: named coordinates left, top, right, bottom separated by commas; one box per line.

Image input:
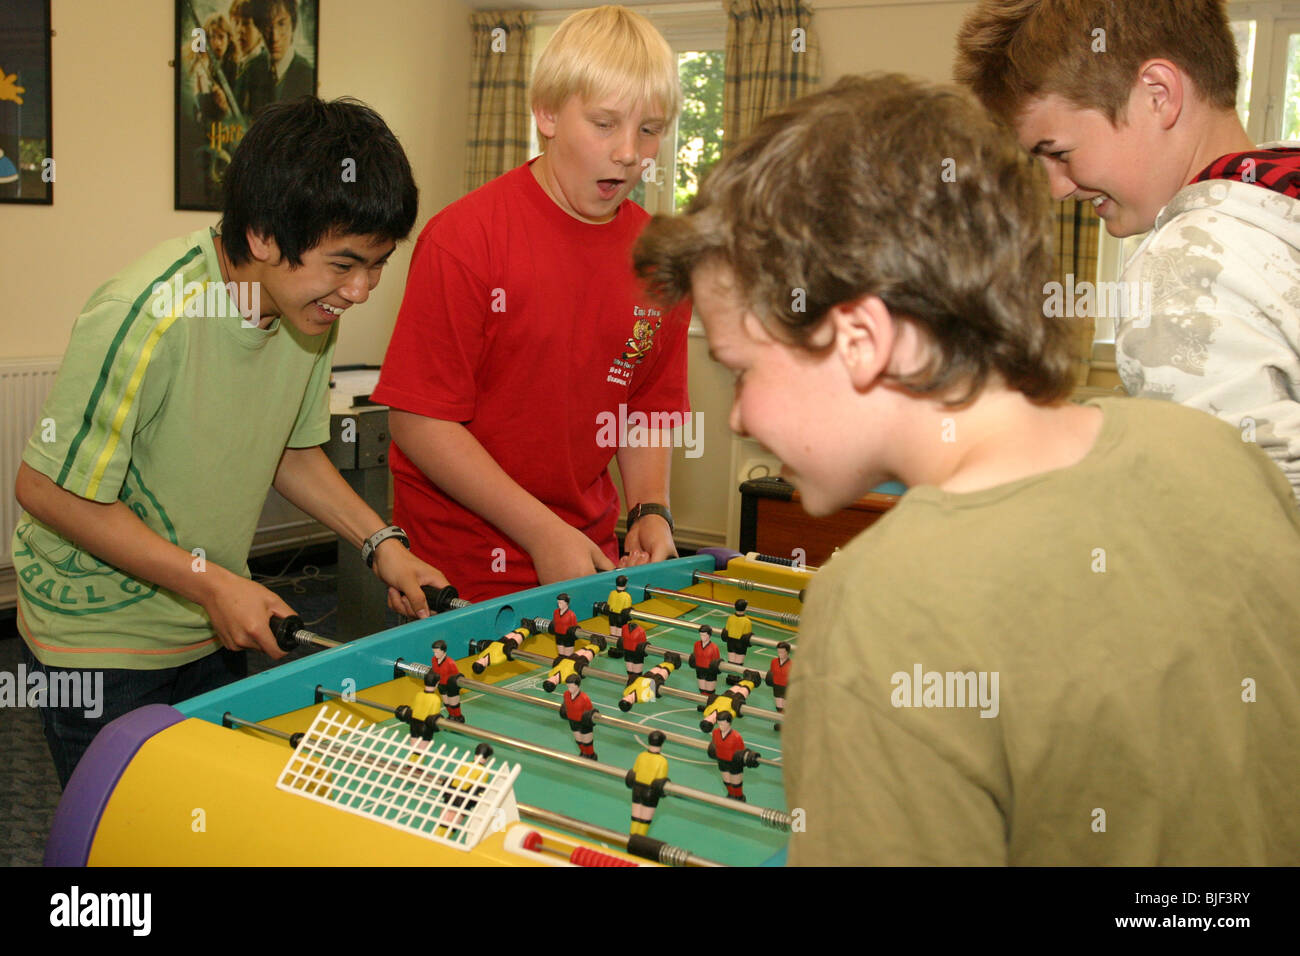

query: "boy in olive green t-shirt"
left=634, top=75, right=1300, bottom=864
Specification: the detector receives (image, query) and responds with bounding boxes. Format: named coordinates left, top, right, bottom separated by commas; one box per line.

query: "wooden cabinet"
left=737, top=478, right=899, bottom=567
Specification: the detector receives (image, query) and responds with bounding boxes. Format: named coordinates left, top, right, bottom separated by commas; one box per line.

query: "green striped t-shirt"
left=14, top=228, right=336, bottom=669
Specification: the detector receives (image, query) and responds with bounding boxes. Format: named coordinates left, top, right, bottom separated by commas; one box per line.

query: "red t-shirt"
left=553, top=607, right=578, bottom=635
left=372, top=161, right=691, bottom=601
left=768, top=656, right=792, bottom=689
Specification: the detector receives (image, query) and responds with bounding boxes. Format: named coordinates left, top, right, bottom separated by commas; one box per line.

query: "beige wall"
left=672, top=0, right=979, bottom=548
left=2, top=0, right=973, bottom=553
left=818, top=0, right=975, bottom=87
left=1, top=0, right=470, bottom=364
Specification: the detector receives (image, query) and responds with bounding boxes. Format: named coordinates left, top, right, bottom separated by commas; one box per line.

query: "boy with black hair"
left=956, top=0, right=1300, bottom=503
left=633, top=74, right=1300, bottom=864
left=14, top=97, right=447, bottom=787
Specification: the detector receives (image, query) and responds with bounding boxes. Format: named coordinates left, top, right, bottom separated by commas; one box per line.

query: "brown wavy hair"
left=633, top=73, right=1075, bottom=405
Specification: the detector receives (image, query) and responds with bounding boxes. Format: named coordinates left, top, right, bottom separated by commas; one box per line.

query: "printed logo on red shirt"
left=606, top=307, right=662, bottom=387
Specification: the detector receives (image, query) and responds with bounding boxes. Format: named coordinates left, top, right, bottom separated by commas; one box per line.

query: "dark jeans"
left=21, top=641, right=247, bottom=789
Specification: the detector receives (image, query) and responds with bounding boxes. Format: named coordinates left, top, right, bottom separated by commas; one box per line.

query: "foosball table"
left=46, top=550, right=807, bottom=867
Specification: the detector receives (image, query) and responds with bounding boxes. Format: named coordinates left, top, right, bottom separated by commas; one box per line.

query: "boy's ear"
left=534, top=104, right=559, bottom=141
left=246, top=229, right=282, bottom=265
left=830, top=294, right=894, bottom=389
left=1135, top=59, right=1183, bottom=130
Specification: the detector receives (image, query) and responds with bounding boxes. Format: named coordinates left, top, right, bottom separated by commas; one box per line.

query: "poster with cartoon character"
left=0, top=0, right=53, bottom=204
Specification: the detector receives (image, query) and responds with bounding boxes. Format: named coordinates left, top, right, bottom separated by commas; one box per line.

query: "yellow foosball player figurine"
left=397, top=671, right=443, bottom=751
left=723, top=599, right=753, bottom=684
left=625, top=730, right=669, bottom=835
left=699, top=674, right=761, bottom=732
left=619, top=661, right=676, bottom=712
left=472, top=627, right=532, bottom=674
left=606, top=574, right=633, bottom=639
left=436, top=743, right=495, bottom=834
left=542, top=645, right=599, bottom=692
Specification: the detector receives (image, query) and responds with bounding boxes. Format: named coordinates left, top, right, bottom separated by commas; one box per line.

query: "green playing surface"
left=445, top=590, right=791, bottom=867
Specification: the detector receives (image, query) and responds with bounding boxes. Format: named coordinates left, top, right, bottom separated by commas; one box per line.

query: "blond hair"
left=531, top=6, right=681, bottom=146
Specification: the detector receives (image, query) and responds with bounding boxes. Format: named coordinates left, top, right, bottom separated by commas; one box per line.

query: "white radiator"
left=1, top=357, right=62, bottom=568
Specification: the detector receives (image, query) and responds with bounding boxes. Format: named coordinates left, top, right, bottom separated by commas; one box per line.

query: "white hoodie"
left=1119, top=147, right=1300, bottom=505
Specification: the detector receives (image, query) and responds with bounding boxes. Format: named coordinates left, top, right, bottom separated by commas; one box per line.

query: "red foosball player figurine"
left=723, top=599, right=753, bottom=684
left=542, top=645, right=599, bottom=692
left=708, top=711, right=755, bottom=801
left=552, top=593, right=579, bottom=658
left=619, top=660, right=676, bottom=711
left=606, top=574, right=633, bottom=639
left=626, top=730, right=669, bottom=835
left=559, top=674, right=598, bottom=760
left=472, top=626, right=531, bottom=674
left=429, top=640, right=465, bottom=722
left=766, top=641, right=792, bottom=729
left=699, top=673, right=761, bottom=732
left=613, top=619, right=649, bottom=680
left=689, top=624, right=722, bottom=699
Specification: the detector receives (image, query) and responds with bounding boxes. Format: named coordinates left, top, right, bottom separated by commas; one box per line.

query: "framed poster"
left=175, top=0, right=318, bottom=211
left=0, top=0, right=54, bottom=205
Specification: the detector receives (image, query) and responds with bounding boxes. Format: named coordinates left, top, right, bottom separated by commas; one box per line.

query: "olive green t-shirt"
left=786, top=397, right=1300, bottom=865
left=13, top=228, right=336, bottom=669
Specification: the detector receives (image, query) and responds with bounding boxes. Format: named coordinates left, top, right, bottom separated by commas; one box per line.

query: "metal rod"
left=745, top=551, right=822, bottom=573
left=692, top=570, right=805, bottom=601
left=516, top=803, right=723, bottom=868
left=418, top=706, right=791, bottom=829
left=641, top=587, right=801, bottom=629
left=619, top=603, right=792, bottom=649
left=455, top=674, right=781, bottom=768
left=506, top=648, right=784, bottom=722
left=222, top=713, right=295, bottom=742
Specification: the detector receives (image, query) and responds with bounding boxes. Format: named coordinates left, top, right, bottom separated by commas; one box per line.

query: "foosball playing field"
left=46, top=550, right=808, bottom=867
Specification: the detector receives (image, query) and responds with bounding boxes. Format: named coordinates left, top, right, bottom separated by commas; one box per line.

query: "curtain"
left=464, top=11, right=534, bottom=194
left=1054, top=199, right=1101, bottom=384
left=722, top=0, right=820, bottom=154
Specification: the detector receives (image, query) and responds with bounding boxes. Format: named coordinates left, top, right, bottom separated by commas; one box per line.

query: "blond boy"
left=372, top=6, right=690, bottom=600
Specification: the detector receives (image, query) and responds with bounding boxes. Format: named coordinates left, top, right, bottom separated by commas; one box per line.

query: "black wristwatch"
left=627, top=502, right=674, bottom=534
left=362, top=525, right=410, bottom=568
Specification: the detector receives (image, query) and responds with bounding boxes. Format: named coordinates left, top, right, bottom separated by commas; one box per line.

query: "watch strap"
left=627, top=502, right=674, bottom=534
left=362, top=525, right=410, bottom=568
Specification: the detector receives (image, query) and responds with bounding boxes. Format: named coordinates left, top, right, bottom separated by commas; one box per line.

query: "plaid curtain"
left=723, top=0, right=820, bottom=154
left=1054, top=198, right=1101, bottom=384
left=464, top=11, right=533, bottom=194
